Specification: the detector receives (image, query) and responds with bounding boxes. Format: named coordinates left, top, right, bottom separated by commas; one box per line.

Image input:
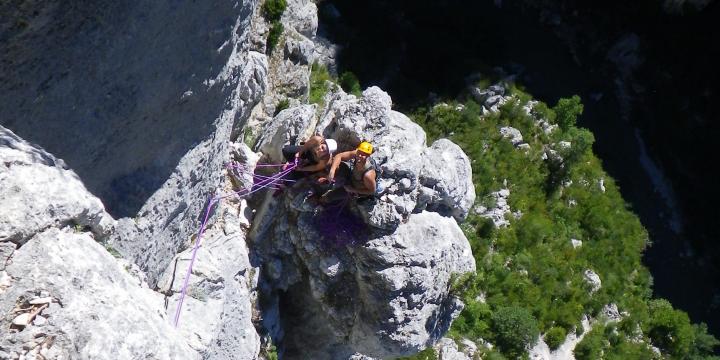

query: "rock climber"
left=282, top=135, right=337, bottom=172
left=319, top=141, right=381, bottom=203
left=274, top=135, right=337, bottom=197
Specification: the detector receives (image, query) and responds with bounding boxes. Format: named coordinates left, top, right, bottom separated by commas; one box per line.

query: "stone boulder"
left=282, top=0, right=319, bottom=38
left=255, top=104, right=316, bottom=163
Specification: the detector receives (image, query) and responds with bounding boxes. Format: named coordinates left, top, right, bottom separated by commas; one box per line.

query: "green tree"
left=645, top=299, right=695, bottom=357
left=545, top=326, right=567, bottom=351
left=574, top=327, right=605, bottom=360
left=690, top=323, right=720, bottom=358
left=491, top=306, right=540, bottom=358
left=553, top=95, right=583, bottom=132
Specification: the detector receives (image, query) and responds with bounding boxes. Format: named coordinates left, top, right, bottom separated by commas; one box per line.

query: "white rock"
left=434, top=338, right=471, bottom=360
left=584, top=269, right=602, bottom=293
left=571, top=239, right=583, bottom=248
left=0, top=126, right=115, bottom=245
left=33, top=315, right=47, bottom=326
left=28, top=297, right=53, bottom=305
left=12, top=313, right=32, bottom=326
left=500, top=126, right=524, bottom=146
left=418, top=139, right=476, bottom=221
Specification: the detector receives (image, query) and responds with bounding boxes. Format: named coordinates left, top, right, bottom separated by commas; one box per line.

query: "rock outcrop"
left=0, top=126, right=195, bottom=359
left=250, top=87, right=476, bottom=359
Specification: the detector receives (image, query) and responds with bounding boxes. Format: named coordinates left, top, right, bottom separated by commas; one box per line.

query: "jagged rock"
left=284, top=35, right=315, bottom=65
left=584, top=269, right=602, bottom=293
left=474, top=188, right=514, bottom=228
left=418, top=139, right=476, bottom=221
left=0, top=126, right=115, bottom=246
left=317, top=86, right=473, bottom=230
left=0, top=242, right=16, bottom=271
left=156, top=202, right=261, bottom=358
left=500, top=126, right=524, bottom=146
left=282, top=0, right=319, bottom=37
left=529, top=315, right=592, bottom=360
left=107, top=41, right=269, bottom=287
left=0, top=228, right=196, bottom=359
left=261, top=210, right=475, bottom=359
left=601, top=303, right=623, bottom=322
left=435, top=338, right=472, bottom=360
left=255, top=104, right=317, bottom=163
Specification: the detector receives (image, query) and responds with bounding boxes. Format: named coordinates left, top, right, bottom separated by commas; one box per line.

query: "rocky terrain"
left=1, top=0, right=477, bottom=359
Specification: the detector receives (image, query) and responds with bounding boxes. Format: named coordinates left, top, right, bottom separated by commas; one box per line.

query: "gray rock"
left=418, top=139, right=476, bottom=221
left=255, top=104, right=316, bottom=163
left=474, top=188, right=515, bottom=228
left=571, top=238, right=583, bottom=248
left=584, top=269, right=602, bottom=294
left=107, top=44, right=268, bottom=287
left=500, top=126, right=524, bottom=146
left=435, top=338, right=471, bottom=360
left=284, top=35, right=315, bottom=65
left=318, top=87, right=435, bottom=229
left=282, top=0, right=319, bottom=37
left=259, top=208, right=475, bottom=359
left=0, top=126, right=115, bottom=246
left=0, top=228, right=196, bottom=359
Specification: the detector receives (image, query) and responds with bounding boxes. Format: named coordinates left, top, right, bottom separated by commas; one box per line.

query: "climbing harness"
left=173, top=160, right=297, bottom=327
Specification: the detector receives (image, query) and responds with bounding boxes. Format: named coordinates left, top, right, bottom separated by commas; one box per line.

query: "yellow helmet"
left=357, top=141, right=373, bottom=155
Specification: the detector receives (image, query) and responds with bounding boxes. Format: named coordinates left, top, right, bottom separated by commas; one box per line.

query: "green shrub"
left=544, top=326, right=567, bottom=351
left=397, top=347, right=438, bottom=360
left=339, top=71, right=362, bottom=96
left=309, top=62, right=333, bottom=105
left=645, top=299, right=695, bottom=356
left=262, top=0, right=286, bottom=21
left=553, top=95, right=583, bottom=132
left=574, top=326, right=605, bottom=360
left=274, top=98, right=290, bottom=116
left=491, top=306, right=539, bottom=357
left=266, top=21, right=283, bottom=52
left=690, top=323, right=720, bottom=358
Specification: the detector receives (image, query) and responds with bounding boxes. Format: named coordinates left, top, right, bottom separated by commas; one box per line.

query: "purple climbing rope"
left=173, top=161, right=297, bottom=327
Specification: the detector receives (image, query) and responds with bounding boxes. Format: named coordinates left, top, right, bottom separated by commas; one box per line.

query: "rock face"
left=0, top=126, right=196, bottom=359
left=1, top=0, right=477, bottom=359
left=0, top=127, right=115, bottom=245
left=251, top=87, right=476, bottom=359
left=0, top=0, right=262, bottom=218
left=0, top=229, right=195, bottom=360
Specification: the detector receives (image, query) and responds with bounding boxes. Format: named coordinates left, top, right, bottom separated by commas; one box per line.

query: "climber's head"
left=357, top=141, right=373, bottom=156
left=324, top=139, right=337, bottom=155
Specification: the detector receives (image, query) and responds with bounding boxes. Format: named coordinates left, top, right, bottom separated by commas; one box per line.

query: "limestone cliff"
left=0, top=0, right=476, bottom=359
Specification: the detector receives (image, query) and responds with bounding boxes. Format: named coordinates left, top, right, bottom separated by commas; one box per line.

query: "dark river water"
left=318, top=0, right=720, bottom=336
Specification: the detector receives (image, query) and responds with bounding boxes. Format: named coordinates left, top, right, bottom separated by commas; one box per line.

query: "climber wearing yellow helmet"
left=319, top=140, right=381, bottom=203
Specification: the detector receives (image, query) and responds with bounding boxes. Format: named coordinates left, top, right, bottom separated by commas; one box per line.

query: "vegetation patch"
left=410, top=87, right=719, bottom=359
left=266, top=21, right=284, bottom=53
left=309, top=62, right=334, bottom=106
